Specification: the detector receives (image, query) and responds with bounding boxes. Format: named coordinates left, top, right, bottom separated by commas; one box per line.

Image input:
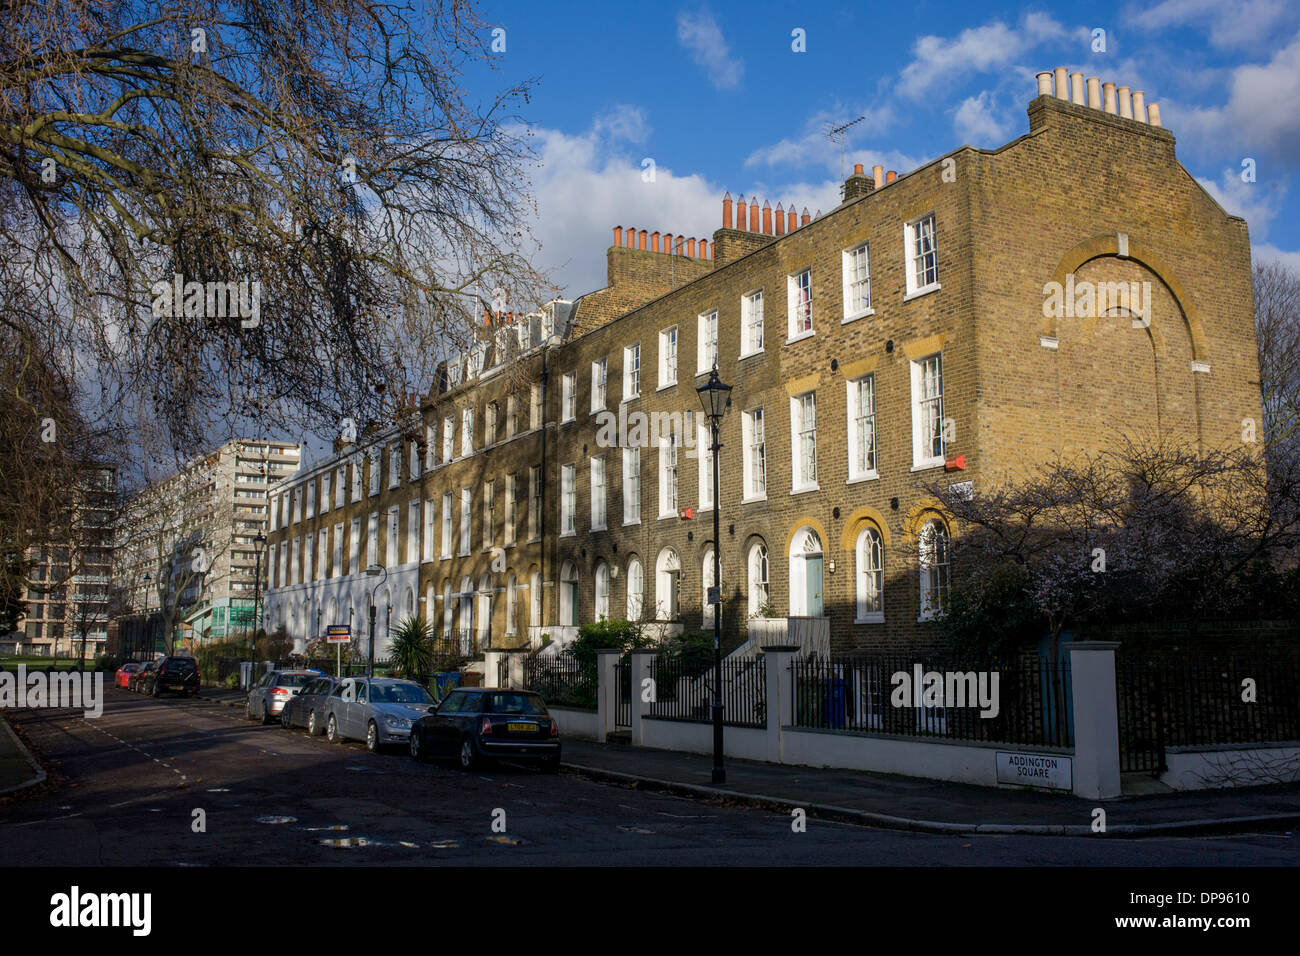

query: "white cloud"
left=1127, top=0, right=1297, bottom=50
left=897, top=14, right=1076, bottom=100
left=952, top=91, right=1013, bottom=145
left=677, top=9, right=744, bottom=91
left=1252, top=242, right=1300, bottom=272
left=1173, top=31, right=1300, bottom=161
left=742, top=104, right=916, bottom=178
left=1196, top=167, right=1289, bottom=239
left=592, top=104, right=651, bottom=145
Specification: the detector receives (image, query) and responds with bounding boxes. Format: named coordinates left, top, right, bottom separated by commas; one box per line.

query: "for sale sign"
left=326, top=624, right=350, bottom=644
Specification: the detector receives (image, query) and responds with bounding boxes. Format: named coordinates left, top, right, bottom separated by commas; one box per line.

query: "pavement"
left=195, top=685, right=1300, bottom=837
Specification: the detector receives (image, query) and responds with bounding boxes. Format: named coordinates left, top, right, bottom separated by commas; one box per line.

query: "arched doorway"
left=788, top=527, right=824, bottom=617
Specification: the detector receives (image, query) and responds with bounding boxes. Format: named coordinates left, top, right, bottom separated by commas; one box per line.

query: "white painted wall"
left=1161, top=745, right=1300, bottom=790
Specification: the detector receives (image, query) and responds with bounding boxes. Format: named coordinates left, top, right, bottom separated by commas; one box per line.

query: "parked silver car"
left=245, top=669, right=324, bottom=724
left=280, top=676, right=341, bottom=735
left=323, top=677, right=437, bottom=752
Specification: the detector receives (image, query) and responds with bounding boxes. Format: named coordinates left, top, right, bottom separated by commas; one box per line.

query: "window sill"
left=656, top=382, right=677, bottom=392
left=741, top=494, right=767, bottom=504
left=738, top=348, right=765, bottom=361
left=559, top=531, right=576, bottom=539
left=910, top=460, right=945, bottom=473
left=790, top=484, right=820, bottom=496
left=623, top=519, right=642, bottom=527
left=785, top=329, right=815, bottom=345
left=842, top=307, right=875, bottom=325
left=855, top=614, right=885, bottom=625
left=591, top=525, right=607, bottom=533
left=622, top=394, right=641, bottom=404
left=903, top=282, right=941, bottom=303
left=846, top=473, right=879, bottom=485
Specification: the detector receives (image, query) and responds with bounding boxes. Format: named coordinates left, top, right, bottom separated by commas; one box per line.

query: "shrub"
left=390, top=615, right=436, bottom=683
left=566, top=618, right=653, bottom=668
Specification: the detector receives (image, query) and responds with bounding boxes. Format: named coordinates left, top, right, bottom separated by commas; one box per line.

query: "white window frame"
left=741, top=289, right=764, bottom=357
left=305, top=481, right=315, bottom=519
left=333, top=522, right=343, bottom=577
left=847, top=374, right=879, bottom=482
left=366, top=513, right=378, bottom=568
left=461, top=407, right=474, bottom=457
left=442, top=415, right=455, bottom=463
left=368, top=450, right=381, bottom=496
left=528, top=466, right=541, bottom=540
left=918, top=519, right=950, bottom=621
left=459, top=488, right=472, bottom=556
left=697, top=310, right=718, bottom=374
left=561, top=372, right=576, bottom=422
left=594, top=561, right=610, bottom=620
left=742, top=407, right=766, bottom=501
left=504, top=474, right=517, bottom=546
left=351, top=458, right=362, bottom=502
left=422, top=500, right=435, bottom=561
left=910, top=352, right=945, bottom=470
left=408, top=439, right=420, bottom=481
left=790, top=391, right=819, bottom=492
left=842, top=242, right=873, bottom=322
left=591, top=456, right=607, bottom=531
left=591, top=358, right=607, bottom=412
left=441, top=493, right=453, bottom=558
left=386, top=506, right=400, bottom=567
left=856, top=526, right=885, bottom=623
left=349, top=517, right=361, bottom=575
left=747, top=542, right=770, bottom=617
left=485, top=403, right=498, bottom=445
left=787, top=268, right=813, bottom=342
left=407, top=500, right=420, bottom=564
left=623, top=447, right=641, bottom=525
left=658, top=424, right=679, bottom=518
left=658, top=327, right=678, bottom=389
left=424, top=424, right=437, bottom=471
left=626, top=557, right=644, bottom=620
left=320, top=473, right=331, bottom=514
left=482, top=481, right=494, bottom=551
left=388, top=444, right=400, bottom=489
left=697, top=419, right=713, bottom=510
left=560, top=463, right=576, bottom=535
left=529, top=384, right=542, bottom=430
left=624, top=343, right=641, bottom=400
left=904, top=213, right=940, bottom=298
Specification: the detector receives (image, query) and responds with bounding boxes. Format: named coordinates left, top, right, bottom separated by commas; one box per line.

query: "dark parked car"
left=128, top=660, right=158, bottom=693
left=409, top=688, right=560, bottom=772
left=141, top=656, right=200, bottom=697
left=280, top=676, right=341, bottom=735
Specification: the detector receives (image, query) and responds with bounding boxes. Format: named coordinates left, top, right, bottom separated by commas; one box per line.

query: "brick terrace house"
left=263, top=68, right=1261, bottom=658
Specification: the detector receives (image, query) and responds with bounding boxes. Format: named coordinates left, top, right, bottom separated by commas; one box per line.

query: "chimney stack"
left=1054, top=67, right=1068, bottom=99
left=1102, top=81, right=1117, bottom=114
left=1086, top=76, right=1101, bottom=109
left=761, top=200, right=772, bottom=235
left=1070, top=72, right=1085, bottom=105
left=787, top=206, right=797, bottom=232
left=1147, top=103, right=1162, bottom=127
left=872, top=164, right=884, bottom=187
left=721, top=192, right=733, bottom=229
left=885, top=170, right=897, bottom=183
left=842, top=161, right=875, bottom=202
left=775, top=202, right=785, bottom=235
left=650, top=230, right=660, bottom=253
left=735, top=197, right=747, bottom=231
left=1036, top=72, right=1052, bottom=96
left=1118, top=86, right=1132, bottom=119
left=613, top=226, right=622, bottom=247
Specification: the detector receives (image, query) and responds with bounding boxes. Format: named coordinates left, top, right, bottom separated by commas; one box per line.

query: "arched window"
left=855, top=526, right=884, bottom=623
left=788, top=527, right=824, bottom=617
left=529, top=569, right=542, bottom=634
left=702, top=548, right=720, bottom=628
left=747, top=541, right=770, bottom=617
left=404, top=586, right=415, bottom=622
left=506, top=574, right=518, bottom=636
left=477, top=572, right=492, bottom=648
left=626, top=557, right=644, bottom=621
left=594, top=561, right=610, bottom=619
left=327, top=597, right=339, bottom=629
left=655, top=548, right=680, bottom=621
left=425, top=584, right=435, bottom=625
left=559, top=561, right=579, bottom=627
left=918, top=519, right=950, bottom=620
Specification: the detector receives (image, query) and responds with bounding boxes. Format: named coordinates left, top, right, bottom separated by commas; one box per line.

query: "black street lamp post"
left=697, top=365, right=732, bottom=785
left=365, top=565, right=387, bottom=679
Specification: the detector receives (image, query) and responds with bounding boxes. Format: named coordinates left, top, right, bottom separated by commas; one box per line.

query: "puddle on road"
left=485, top=834, right=526, bottom=846
left=429, top=839, right=459, bottom=849
left=206, top=788, right=231, bottom=793
left=319, top=835, right=462, bottom=849
left=345, top=765, right=384, bottom=774
left=255, top=815, right=298, bottom=824
left=617, top=826, right=655, bottom=834
left=320, top=837, right=378, bottom=848
left=300, top=824, right=350, bottom=832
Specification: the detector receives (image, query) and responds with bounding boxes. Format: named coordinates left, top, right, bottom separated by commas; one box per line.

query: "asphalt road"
left=1, top=688, right=1297, bottom=866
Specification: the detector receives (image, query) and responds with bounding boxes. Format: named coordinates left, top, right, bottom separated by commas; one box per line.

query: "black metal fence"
left=648, top=654, right=768, bottom=728
left=523, top=655, right=598, bottom=711
left=1117, top=657, right=1300, bottom=772
left=790, top=654, right=1073, bottom=747
left=615, top=661, right=631, bottom=728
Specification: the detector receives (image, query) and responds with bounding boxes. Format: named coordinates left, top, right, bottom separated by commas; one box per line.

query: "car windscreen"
left=484, top=693, right=548, bottom=716
left=163, top=659, right=195, bottom=673
left=273, top=673, right=316, bottom=688
left=372, top=683, right=433, bottom=704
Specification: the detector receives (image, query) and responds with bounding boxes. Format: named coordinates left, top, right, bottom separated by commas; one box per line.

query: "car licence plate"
left=507, top=722, right=537, bottom=732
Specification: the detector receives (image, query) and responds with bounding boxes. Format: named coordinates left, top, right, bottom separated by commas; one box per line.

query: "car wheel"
left=326, top=714, right=340, bottom=743
left=150, top=682, right=160, bottom=698
left=260, top=704, right=273, bottom=725
left=409, top=728, right=425, bottom=762
left=280, top=706, right=292, bottom=728
left=307, top=711, right=320, bottom=736
left=245, top=699, right=254, bottom=721
left=458, top=736, right=477, bottom=771
left=366, top=721, right=379, bottom=753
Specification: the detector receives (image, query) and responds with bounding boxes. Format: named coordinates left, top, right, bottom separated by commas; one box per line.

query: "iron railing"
left=648, top=654, right=767, bottom=728
left=790, top=654, right=1073, bottom=747
left=1117, top=656, right=1300, bottom=772
left=523, top=655, right=598, bottom=711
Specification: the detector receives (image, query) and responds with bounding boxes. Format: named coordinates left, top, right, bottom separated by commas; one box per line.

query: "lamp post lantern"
left=696, top=365, right=732, bottom=785
left=365, top=565, right=387, bottom=679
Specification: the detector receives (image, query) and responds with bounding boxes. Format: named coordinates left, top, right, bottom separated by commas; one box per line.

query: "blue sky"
left=466, top=0, right=1300, bottom=299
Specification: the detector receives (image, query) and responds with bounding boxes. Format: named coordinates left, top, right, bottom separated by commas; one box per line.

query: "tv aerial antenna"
left=825, top=115, right=866, bottom=183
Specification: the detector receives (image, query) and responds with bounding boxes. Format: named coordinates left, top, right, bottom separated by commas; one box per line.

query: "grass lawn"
left=0, top=716, right=39, bottom=791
